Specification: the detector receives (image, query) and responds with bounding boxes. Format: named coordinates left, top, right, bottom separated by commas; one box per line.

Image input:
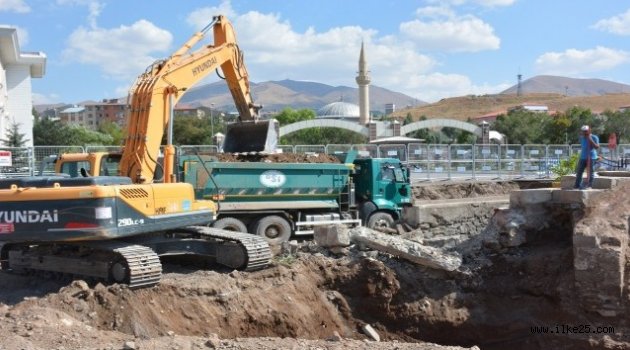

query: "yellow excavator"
left=0, top=15, right=273, bottom=288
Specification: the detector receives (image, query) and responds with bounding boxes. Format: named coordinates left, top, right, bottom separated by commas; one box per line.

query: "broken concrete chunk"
left=314, top=225, right=351, bottom=247
left=361, top=324, right=380, bottom=342
left=349, top=226, right=462, bottom=271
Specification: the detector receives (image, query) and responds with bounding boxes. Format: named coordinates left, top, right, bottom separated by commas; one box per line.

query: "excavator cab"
left=222, top=119, right=279, bottom=153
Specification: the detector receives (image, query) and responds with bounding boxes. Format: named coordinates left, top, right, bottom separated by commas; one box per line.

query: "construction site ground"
left=1, top=181, right=627, bottom=350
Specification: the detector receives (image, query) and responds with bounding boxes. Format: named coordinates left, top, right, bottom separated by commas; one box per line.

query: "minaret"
left=356, top=42, right=371, bottom=125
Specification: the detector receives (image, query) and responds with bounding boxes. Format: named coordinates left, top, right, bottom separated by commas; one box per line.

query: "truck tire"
left=212, top=217, right=247, bottom=233
left=367, top=212, right=395, bottom=230
left=253, top=215, right=291, bottom=245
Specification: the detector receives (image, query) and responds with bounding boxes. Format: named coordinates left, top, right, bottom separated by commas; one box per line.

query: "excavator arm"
left=121, top=15, right=275, bottom=184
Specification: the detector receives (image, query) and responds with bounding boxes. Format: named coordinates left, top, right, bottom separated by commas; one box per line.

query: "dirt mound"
left=2, top=234, right=628, bottom=350
left=413, top=181, right=519, bottom=200
left=0, top=257, right=475, bottom=349
left=212, top=152, right=341, bottom=163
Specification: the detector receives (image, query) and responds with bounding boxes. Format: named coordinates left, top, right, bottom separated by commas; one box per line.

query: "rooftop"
left=317, top=101, right=360, bottom=119
left=0, top=26, right=46, bottom=77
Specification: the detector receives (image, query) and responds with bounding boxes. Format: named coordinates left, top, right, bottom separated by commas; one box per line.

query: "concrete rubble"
left=349, top=227, right=462, bottom=271
left=315, top=224, right=462, bottom=271
left=361, top=324, right=381, bottom=342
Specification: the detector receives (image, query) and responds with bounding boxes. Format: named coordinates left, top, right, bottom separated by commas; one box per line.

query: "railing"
left=2, top=143, right=628, bottom=181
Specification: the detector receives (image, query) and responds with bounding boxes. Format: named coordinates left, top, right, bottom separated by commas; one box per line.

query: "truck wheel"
left=254, top=215, right=291, bottom=245
left=367, top=212, right=395, bottom=230
left=212, top=217, right=247, bottom=233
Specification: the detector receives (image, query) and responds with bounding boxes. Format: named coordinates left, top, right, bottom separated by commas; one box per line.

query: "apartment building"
left=0, top=26, right=46, bottom=146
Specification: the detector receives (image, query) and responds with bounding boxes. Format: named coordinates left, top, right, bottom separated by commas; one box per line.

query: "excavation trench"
left=6, top=219, right=598, bottom=350
left=1, top=181, right=627, bottom=349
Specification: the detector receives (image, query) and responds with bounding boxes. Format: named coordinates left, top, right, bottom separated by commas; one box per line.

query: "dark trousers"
left=574, top=158, right=594, bottom=188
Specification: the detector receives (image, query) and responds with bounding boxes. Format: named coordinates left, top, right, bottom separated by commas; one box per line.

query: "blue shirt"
left=579, top=134, right=599, bottom=160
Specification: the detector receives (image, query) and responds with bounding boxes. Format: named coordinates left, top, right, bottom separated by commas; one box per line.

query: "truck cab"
left=353, top=158, right=412, bottom=229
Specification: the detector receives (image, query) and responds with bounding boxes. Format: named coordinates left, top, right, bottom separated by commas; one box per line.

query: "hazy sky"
left=2, top=0, right=630, bottom=104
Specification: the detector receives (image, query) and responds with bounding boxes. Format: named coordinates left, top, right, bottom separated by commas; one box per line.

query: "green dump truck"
left=180, top=152, right=412, bottom=244
left=39, top=152, right=412, bottom=245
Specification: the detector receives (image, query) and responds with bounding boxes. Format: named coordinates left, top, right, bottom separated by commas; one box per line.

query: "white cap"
left=581, top=125, right=590, bottom=131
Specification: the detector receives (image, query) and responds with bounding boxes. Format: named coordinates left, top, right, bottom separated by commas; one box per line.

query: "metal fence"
left=2, top=143, right=627, bottom=180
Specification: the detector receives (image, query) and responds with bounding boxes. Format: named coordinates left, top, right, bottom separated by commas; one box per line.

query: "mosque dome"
left=316, top=102, right=360, bottom=120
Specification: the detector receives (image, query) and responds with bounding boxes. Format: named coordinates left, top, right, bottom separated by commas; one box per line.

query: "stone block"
left=402, top=206, right=437, bottom=228
left=593, top=177, right=616, bottom=189
left=560, top=175, right=576, bottom=189
left=509, top=189, right=554, bottom=207
left=552, top=188, right=606, bottom=205
left=562, top=174, right=623, bottom=190
left=313, top=225, right=351, bottom=247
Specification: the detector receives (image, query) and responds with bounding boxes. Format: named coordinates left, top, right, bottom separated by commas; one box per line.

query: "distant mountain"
left=178, top=79, right=425, bottom=112
left=502, top=75, right=630, bottom=96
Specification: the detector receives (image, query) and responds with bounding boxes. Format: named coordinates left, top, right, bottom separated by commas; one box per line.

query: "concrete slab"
left=561, top=175, right=630, bottom=190
left=404, top=196, right=509, bottom=229
left=509, top=189, right=555, bottom=207
left=551, top=188, right=605, bottom=205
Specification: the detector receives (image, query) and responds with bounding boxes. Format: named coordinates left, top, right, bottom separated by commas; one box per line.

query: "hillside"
left=393, top=93, right=630, bottom=121
left=502, top=75, right=630, bottom=96
left=178, top=79, right=424, bottom=112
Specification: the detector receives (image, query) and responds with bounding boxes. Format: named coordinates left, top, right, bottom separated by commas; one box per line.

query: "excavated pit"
left=0, top=181, right=628, bottom=349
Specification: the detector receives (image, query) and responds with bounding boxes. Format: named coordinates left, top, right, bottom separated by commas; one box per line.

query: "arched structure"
left=279, top=119, right=369, bottom=137
left=401, top=118, right=482, bottom=136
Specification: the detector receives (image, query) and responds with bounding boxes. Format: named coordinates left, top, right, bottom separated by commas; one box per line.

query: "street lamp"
left=210, top=103, right=215, bottom=145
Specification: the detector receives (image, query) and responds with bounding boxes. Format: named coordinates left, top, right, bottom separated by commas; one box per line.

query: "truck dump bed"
left=181, top=157, right=353, bottom=203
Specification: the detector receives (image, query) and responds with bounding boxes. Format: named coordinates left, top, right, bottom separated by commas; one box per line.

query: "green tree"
left=65, top=125, right=113, bottom=145
left=602, top=109, right=630, bottom=143
left=492, top=109, right=553, bottom=144
left=98, top=121, right=125, bottom=145
left=33, top=118, right=69, bottom=145
left=274, top=107, right=316, bottom=125
left=163, top=114, right=214, bottom=145
left=562, top=106, right=601, bottom=143
left=33, top=118, right=114, bottom=146
left=2, top=121, right=29, bottom=147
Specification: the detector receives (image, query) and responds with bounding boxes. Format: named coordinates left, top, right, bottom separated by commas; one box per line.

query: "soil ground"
left=0, top=181, right=627, bottom=350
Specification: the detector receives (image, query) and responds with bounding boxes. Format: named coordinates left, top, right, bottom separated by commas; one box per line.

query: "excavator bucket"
left=222, top=119, right=279, bottom=153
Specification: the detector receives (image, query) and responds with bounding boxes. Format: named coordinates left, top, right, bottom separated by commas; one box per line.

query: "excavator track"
left=3, top=242, right=162, bottom=289
left=183, top=226, right=272, bottom=271
left=109, top=244, right=162, bottom=288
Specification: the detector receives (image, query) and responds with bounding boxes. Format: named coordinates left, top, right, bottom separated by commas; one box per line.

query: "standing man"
left=574, top=125, right=600, bottom=189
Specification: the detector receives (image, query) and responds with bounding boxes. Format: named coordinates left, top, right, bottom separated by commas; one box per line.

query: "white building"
left=0, top=26, right=46, bottom=146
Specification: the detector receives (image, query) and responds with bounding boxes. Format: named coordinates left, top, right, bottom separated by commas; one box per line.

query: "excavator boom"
left=122, top=15, right=277, bottom=184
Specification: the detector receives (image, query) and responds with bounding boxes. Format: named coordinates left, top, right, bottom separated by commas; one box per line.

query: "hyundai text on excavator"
left=0, top=15, right=273, bottom=288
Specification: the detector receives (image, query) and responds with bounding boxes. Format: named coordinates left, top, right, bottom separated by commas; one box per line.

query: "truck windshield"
left=394, top=168, right=406, bottom=182
left=381, top=166, right=406, bottom=183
